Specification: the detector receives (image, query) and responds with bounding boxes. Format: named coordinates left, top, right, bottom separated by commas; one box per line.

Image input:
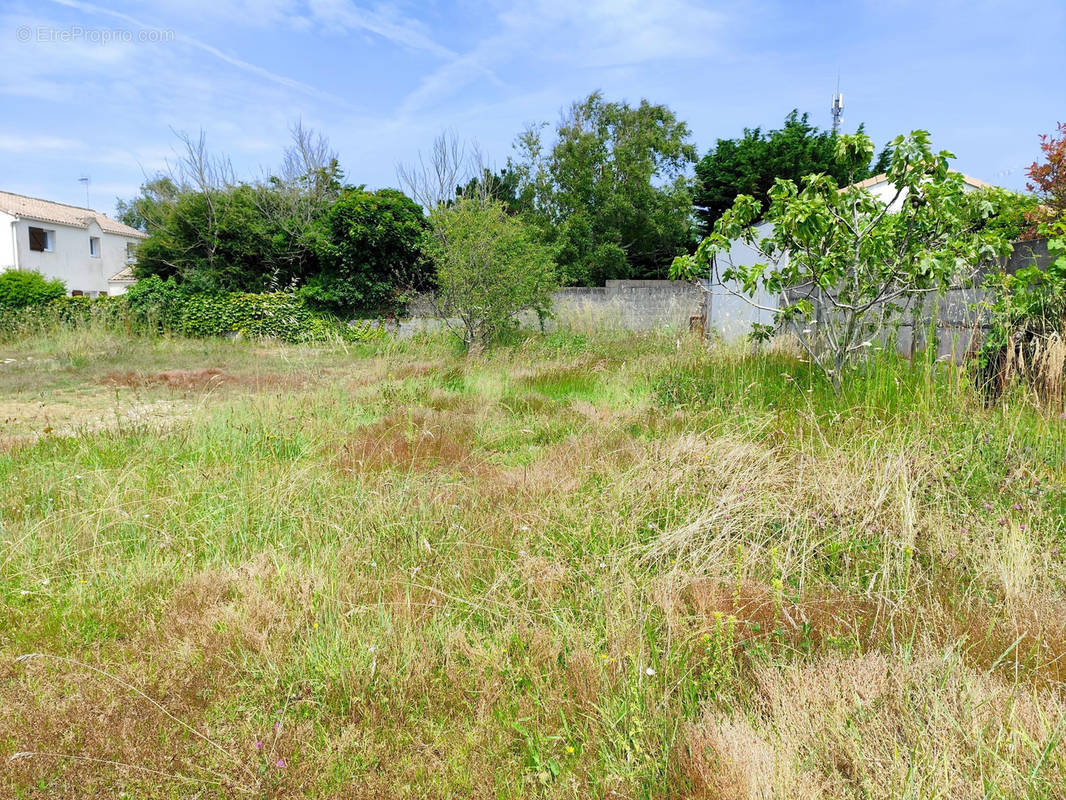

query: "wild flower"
left=644, top=667, right=655, bottom=676
left=275, top=758, right=286, bottom=768
left=255, top=740, right=264, bottom=751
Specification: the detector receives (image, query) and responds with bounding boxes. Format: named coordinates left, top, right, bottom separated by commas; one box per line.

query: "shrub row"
left=0, top=273, right=387, bottom=344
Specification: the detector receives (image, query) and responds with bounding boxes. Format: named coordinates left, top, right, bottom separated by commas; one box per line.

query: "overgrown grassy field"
left=2, top=324, right=1065, bottom=798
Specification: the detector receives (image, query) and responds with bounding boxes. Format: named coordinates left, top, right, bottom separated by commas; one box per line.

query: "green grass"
left=1, top=326, right=1065, bottom=798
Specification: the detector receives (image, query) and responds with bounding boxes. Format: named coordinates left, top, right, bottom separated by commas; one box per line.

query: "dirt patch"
left=101, top=368, right=236, bottom=389
left=0, top=395, right=194, bottom=447
left=101, top=368, right=307, bottom=391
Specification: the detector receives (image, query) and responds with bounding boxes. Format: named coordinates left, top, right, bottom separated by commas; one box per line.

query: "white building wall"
left=0, top=211, right=17, bottom=269
left=706, top=222, right=782, bottom=343
left=864, top=176, right=982, bottom=210
left=707, top=177, right=987, bottom=343
left=11, top=218, right=139, bottom=296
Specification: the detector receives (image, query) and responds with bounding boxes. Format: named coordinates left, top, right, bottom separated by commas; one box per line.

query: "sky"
left=0, top=0, right=1063, bottom=216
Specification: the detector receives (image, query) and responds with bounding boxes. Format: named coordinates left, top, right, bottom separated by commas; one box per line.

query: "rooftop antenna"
left=77, top=175, right=91, bottom=209
left=831, top=76, right=844, bottom=134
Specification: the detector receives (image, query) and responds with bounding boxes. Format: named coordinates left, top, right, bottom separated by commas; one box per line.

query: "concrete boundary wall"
left=400, top=239, right=1053, bottom=355
left=400, top=280, right=703, bottom=338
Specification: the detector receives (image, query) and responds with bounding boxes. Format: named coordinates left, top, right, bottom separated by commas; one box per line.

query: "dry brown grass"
left=678, top=651, right=1066, bottom=799
left=992, top=330, right=1066, bottom=411
left=676, top=578, right=1066, bottom=691
left=336, top=408, right=479, bottom=473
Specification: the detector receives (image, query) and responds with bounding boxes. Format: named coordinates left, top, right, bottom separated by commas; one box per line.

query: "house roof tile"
left=845, top=172, right=996, bottom=192
left=0, top=190, right=147, bottom=238
left=108, top=267, right=137, bottom=283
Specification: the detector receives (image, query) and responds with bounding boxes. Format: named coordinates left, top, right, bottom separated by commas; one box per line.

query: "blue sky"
left=1, top=0, right=1063, bottom=215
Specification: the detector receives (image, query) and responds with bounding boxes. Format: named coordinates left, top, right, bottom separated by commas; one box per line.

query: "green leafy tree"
left=303, top=188, right=430, bottom=315
left=423, top=197, right=558, bottom=349
left=693, top=110, right=890, bottom=234
left=133, top=183, right=283, bottom=293
left=673, top=130, right=1013, bottom=389
left=115, top=176, right=181, bottom=232
left=123, top=126, right=425, bottom=313
left=512, top=92, right=697, bottom=284
left=260, top=121, right=344, bottom=278
left=456, top=166, right=523, bottom=213
left=0, top=269, right=66, bottom=310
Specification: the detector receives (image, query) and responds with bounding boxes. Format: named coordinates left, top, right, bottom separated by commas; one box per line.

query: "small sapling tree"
left=422, top=196, right=557, bottom=350
left=672, top=130, right=1013, bottom=389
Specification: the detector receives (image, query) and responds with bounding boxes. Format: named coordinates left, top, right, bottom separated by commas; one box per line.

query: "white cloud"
left=0, top=0, right=747, bottom=205
left=393, top=0, right=731, bottom=116
left=42, top=0, right=351, bottom=106
left=500, top=0, right=726, bottom=68
left=0, top=135, right=85, bottom=153
left=306, top=0, right=457, bottom=58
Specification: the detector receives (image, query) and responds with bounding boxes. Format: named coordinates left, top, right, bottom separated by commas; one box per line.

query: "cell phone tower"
left=831, top=80, right=844, bottom=134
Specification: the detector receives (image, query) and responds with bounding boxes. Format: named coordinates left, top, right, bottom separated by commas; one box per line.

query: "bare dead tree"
left=168, top=129, right=235, bottom=193
left=397, top=130, right=481, bottom=210
left=278, top=120, right=341, bottom=220
left=254, top=121, right=343, bottom=288
left=159, top=129, right=236, bottom=277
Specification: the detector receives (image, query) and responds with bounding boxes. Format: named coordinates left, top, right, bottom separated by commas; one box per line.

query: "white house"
left=705, top=172, right=996, bottom=343
left=0, top=190, right=146, bottom=296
